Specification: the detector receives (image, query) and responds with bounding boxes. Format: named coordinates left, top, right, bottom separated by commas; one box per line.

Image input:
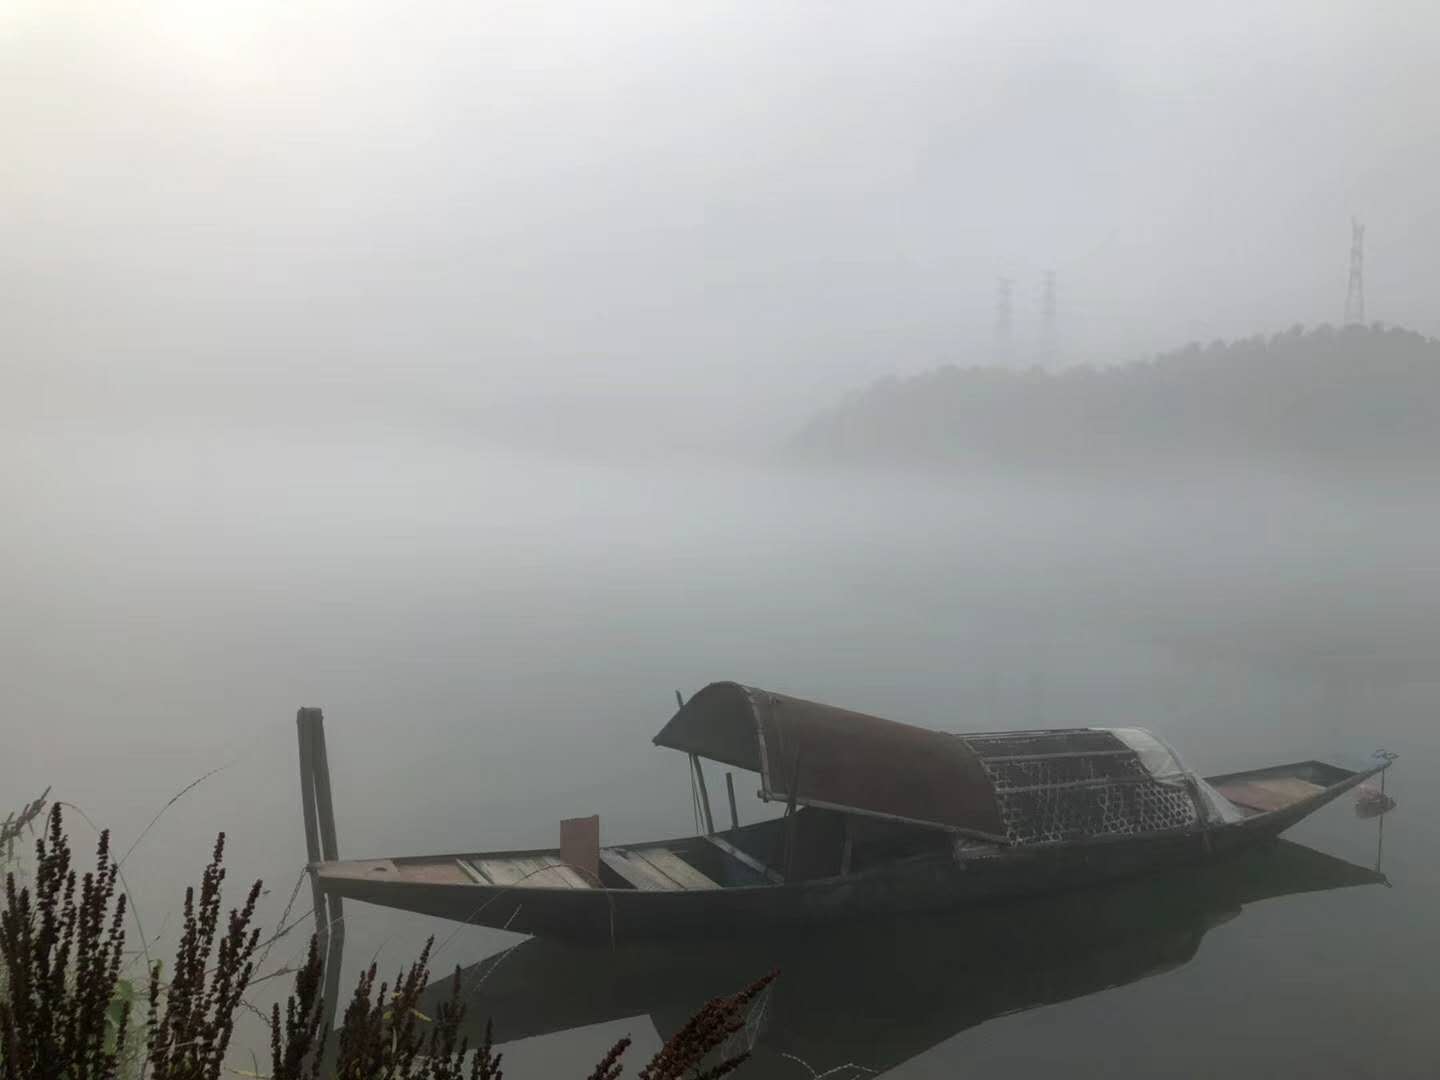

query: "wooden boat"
left=301, top=682, right=1392, bottom=944
left=417, top=838, right=1387, bottom=1074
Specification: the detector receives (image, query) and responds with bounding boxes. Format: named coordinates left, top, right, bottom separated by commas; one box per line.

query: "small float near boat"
left=299, top=681, right=1392, bottom=944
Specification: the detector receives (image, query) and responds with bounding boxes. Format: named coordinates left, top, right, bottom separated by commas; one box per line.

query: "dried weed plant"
left=2, top=805, right=774, bottom=1079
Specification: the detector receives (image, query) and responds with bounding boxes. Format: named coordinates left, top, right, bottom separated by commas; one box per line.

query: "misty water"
left=4, top=428, right=1437, bottom=1077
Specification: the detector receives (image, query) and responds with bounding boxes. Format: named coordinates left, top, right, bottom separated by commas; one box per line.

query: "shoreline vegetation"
left=1, top=796, right=773, bottom=1080
left=792, top=324, right=1440, bottom=472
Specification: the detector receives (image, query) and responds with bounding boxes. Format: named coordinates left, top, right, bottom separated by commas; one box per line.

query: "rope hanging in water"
left=1367, top=749, right=1399, bottom=875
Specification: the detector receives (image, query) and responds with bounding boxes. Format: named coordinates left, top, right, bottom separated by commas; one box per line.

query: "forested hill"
left=791, top=325, right=1440, bottom=471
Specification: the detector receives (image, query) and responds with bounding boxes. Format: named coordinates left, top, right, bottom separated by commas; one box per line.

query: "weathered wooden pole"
left=297, top=706, right=345, bottom=1037
left=310, top=715, right=341, bottom=865
left=296, top=709, right=329, bottom=952
left=307, top=710, right=345, bottom=1017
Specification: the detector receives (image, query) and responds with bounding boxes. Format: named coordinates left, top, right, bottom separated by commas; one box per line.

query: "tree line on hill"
left=791, top=324, right=1440, bottom=471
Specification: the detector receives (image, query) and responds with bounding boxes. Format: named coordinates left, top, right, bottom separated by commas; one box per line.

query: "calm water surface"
left=2, top=428, right=1436, bottom=1077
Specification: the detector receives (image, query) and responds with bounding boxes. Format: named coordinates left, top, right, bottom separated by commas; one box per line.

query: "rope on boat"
left=1369, top=749, right=1399, bottom=877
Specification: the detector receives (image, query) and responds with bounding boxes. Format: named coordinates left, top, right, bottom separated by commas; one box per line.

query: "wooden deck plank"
left=456, top=859, right=490, bottom=885
left=1215, top=778, right=1326, bottom=814
left=632, top=848, right=719, bottom=891
left=538, top=855, right=595, bottom=889
left=462, top=855, right=597, bottom=889
left=317, top=858, right=403, bottom=882
left=509, top=856, right=577, bottom=889
left=600, top=850, right=681, bottom=891
left=472, top=858, right=528, bottom=886
left=704, top=834, right=784, bottom=884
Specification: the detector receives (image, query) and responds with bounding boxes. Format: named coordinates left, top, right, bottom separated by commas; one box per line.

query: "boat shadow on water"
left=416, top=838, right=1387, bottom=1079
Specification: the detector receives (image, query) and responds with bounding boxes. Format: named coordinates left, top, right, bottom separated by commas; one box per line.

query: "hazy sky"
left=4, top=1, right=1438, bottom=437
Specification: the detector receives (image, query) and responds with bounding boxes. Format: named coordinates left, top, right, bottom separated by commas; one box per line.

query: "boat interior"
left=1206, top=760, right=1355, bottom=817
left=457, top=808, right=954, bottom=892
left=320, top=807, right=955, bottom=894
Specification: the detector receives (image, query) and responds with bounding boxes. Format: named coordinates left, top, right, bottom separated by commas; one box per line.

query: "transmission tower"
left=995, top=277, right=1013, bottom=364
left=1344, top=218, right=1365, bottom=325
left=1038, top=270, right=1057, bottom=367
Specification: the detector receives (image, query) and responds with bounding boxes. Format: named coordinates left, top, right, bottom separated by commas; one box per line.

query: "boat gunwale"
left=316, top=760, right=1388, bottom=904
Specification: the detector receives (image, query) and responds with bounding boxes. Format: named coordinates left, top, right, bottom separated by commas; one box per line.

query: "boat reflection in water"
left=419, top=838, right=1385, bottom=1078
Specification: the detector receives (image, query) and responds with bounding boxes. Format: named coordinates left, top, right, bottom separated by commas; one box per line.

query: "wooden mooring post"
left=296, top=707, right=345, bottom=1033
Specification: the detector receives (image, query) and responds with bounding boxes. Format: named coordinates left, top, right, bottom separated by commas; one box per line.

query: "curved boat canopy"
left=654, top=681, right=1007, bottom=840
left=654, top=682, right=1241, bottom=846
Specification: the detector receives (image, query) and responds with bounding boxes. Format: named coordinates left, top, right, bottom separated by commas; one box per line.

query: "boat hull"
left=317, top=759, right=1381, bottom=942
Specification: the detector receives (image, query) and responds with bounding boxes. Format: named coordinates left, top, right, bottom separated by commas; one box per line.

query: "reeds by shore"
left=1, top=801, right=772, bottom=1079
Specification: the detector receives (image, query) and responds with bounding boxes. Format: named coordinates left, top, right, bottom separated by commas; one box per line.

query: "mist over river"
left=3, top=427, right=1437, bottom=1077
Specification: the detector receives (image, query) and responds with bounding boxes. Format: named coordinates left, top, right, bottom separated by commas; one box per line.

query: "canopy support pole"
left=690, top=754, right=715, bottom=835
left=780, top=750, right=802, bottom=878
left=675, top=690, right=715, bottom=835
